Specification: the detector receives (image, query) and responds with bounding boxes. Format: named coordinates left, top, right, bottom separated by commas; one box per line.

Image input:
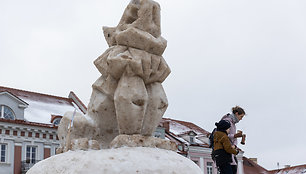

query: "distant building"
left=159, top=118, right=245, bottom=174
left=269, top=164, right=306, bottom=174
left=243, top=157, right=269, bottom=174
left=2, top=86, right=296, bottom=174
left=0, top=86, right=86, bottom=174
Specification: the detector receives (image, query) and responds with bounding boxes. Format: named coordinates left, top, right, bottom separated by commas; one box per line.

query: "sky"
left=1, top=0, right=306, bottom=170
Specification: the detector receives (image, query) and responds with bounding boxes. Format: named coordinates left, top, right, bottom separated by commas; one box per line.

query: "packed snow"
left=27, top=147, right=202, bottom=174
left=168, top=120, right=210, bottom=146
left=22, top=99, right=79, bottom=124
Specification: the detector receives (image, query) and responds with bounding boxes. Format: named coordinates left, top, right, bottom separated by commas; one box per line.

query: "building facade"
left=159, top=118, right=245, bottom=174
left=0, top=86, right=86, bottom=174
left=1, top=86, right=276, bottom=174
left=0, top=119, right=58, bottom=174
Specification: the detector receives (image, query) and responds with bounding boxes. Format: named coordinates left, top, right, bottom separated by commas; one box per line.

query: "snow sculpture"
left=57, top=0, right=171, bottom=152
left=96, top=0, right=170, bottom=138
left=27, top=1, right=202, bottom=173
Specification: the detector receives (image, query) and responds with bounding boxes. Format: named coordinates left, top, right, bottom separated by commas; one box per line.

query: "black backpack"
left=208, top=128, right=216, bottom=149
left=209, top=128, right=217, bottom=162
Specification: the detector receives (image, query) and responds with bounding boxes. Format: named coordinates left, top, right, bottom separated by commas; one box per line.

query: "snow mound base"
left=27, top=147, right=202, bottom=174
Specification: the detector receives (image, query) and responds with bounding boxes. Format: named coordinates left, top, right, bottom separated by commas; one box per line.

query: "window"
left=0, top=144, right=7, bottom=163
left=178, top=144, right=184, bottom=151
left=207, top=162, right=213, bottom=174
left=26, top=146, right=37, bottom=163
left=53, top=118, right=61, bottom=126
left=154, top=132, right=162, bottom=138
left=188, top=131, right=196, bottom=144
left=190, top=136, right=194, bottom=144
left=0, top=105, right=15, bottom=120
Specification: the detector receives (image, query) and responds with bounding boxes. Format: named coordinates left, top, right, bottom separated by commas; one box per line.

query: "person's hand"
left=235, top=146, right=242, bottom=151
left=234, top=132, right=243, bottom=138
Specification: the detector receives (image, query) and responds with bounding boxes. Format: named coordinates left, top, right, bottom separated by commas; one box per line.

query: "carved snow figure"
left=27, top=1, right=202, bottom=173
left=57, top=0, right=171, bottom=151
left=93, top=0, right=171, bottom=147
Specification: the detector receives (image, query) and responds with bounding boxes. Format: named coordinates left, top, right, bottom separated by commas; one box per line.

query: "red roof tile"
left=243, top=157, right=269, bottom=174
left=0, top=118, right=57, bottom=129
left=162, top=118, right=210, bottom=135
left=269, top=164, right=306, bottom=174
left=161, top=118, right=210, bottom=147
left=0, top=86, right=72, bottom=105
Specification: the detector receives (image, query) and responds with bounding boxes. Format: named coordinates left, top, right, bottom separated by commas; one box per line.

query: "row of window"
left=0, top=129, right=57, bottom=140
left=0, top=144, right=37, bottom=163
left=0, top=105, right=15, bottom=120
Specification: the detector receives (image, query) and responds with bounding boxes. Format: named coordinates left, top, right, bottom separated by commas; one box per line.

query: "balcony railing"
left=21, top=160, right=40, bottom=174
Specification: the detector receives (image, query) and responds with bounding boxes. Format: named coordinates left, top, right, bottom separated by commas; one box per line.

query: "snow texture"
left=21, top=98, right=79, bottom=124
left=273, top=167, right=306, bottom=174
left=27, top=147, right=202, bottom=174
left=169, top=121, right=209, bottom=145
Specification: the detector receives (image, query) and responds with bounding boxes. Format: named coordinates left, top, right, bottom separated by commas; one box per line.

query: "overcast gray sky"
left=1, top=0, right=306, bottom=170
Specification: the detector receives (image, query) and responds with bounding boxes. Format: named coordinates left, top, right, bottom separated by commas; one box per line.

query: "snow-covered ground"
left=27, top=147, right=202, bottom=174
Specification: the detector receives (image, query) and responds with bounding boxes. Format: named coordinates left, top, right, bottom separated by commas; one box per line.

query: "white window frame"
left=207, top=161, right=213, bottom=174
left=0, top=144, right=7, bottom=163
left=0, top=105, right=15, bottom=120
left=25, top=146, right=37, bottom=164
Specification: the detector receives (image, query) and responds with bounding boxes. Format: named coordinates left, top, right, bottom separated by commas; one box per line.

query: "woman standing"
left=221, top=106, right=246, bottom=174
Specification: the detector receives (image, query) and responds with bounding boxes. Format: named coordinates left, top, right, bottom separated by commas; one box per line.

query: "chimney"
left=284, top=165, right=291, bottom=168
left=249, top=158, right=258, bottom=164
left=163, top=121, right=170, bottom=132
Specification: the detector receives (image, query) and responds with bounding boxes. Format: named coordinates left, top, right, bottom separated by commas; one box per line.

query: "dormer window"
left=53, top=118, right=61, bottom=126
left=188, top=131, right=197, bottom=144
left=178, top=144, right=184, bottom=151
left=51, top=115, right=63, bottom=126
left=190, top=136, right=194, bottom=144
left=0, top=105, right=15, bottom=120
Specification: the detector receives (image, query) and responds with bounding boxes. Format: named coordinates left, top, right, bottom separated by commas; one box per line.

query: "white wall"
left=0, top=139, right=14, bottom=174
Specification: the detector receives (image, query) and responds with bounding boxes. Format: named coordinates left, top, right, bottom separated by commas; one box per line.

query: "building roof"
left=243, top=157, right=269, bottom=174
left=269, top=164, right=306, bottom=174
left=0, top=91, right=29, bottom=106
left=0, top=118, right=57, bottom=129
left=0, top=86, right=86, bottom=124
left=161, top=118, right=210, bottom=147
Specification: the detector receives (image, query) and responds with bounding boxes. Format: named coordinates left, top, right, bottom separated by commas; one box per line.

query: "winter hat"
left=215, top=120, right=231, bottom=131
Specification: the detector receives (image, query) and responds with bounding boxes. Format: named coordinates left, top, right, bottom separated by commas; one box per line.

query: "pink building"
left=159, top=118, right=250, bottom=174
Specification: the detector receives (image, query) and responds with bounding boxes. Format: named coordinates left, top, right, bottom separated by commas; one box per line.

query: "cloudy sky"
left=1, top=0, right=306, bottom=170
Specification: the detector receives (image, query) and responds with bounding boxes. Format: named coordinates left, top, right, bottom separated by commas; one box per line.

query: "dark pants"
left=231, top=156, right=238, bottom=174
left=218, top=163, right=233, bottom=174
left=231, top=165, right=237, bottom=174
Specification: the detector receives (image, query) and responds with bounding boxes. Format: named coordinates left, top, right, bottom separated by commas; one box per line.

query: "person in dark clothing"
left=221, top=106, right=246, bottom=174
left=213, top=120, right=239, bottom=174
